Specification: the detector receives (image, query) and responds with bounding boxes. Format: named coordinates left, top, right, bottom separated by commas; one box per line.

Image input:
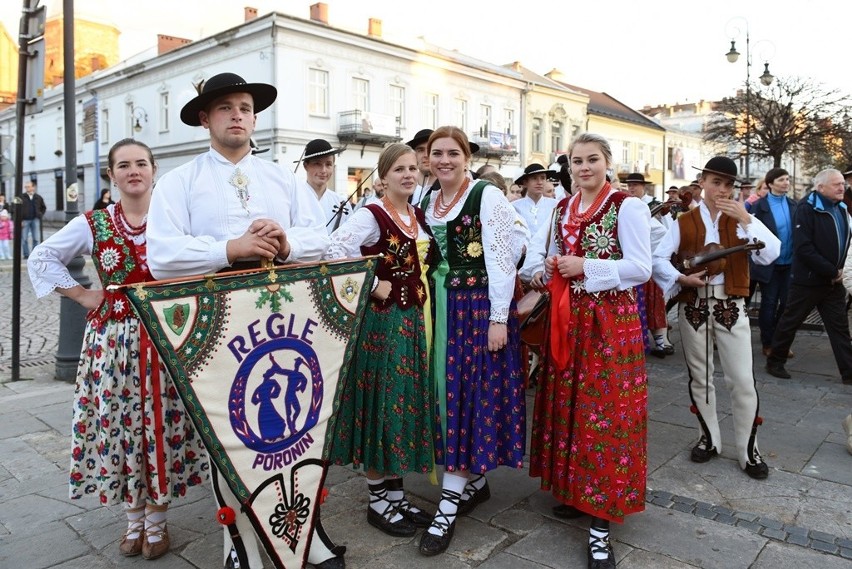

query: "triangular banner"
left=123, top=259, right=376, bottom=568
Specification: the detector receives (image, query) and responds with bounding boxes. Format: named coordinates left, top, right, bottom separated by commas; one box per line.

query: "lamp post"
left=725, top=18, right=774, bottom=181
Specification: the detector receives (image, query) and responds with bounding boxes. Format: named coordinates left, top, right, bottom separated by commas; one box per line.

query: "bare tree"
left=704, top=76, right=849, bottom=172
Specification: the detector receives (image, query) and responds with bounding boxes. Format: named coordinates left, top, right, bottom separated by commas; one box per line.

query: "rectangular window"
left=638, top=144, right=645, bottom=162
left=532, top=118, right=542, bottom=153
left=650, top=145, right=658, bottom=169
left=353, top=78, right=369, bottom=111
left=308, top=68, right=329, bottom=116
left=390, top=85, right=405, bottom=128
left=159, top=92, right=169, bottom=133
left=101, top=108, right=109, bottom=145
left=551, top=121, right=563, bottom=154
left=454, top=98, right=467, bottom=133
left=480, top=104, right=491, bottom=135
left=126, top=102, right=134, bottom=136
left=424, top=93, right=439, bottom=129
left=622, top=141, right=630, bottom=165
left=504, top=109, right=514, bottom=135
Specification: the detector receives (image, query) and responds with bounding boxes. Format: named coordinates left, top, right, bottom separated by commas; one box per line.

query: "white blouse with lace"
left=28, top=205, right=145, bottom=298
left=423, top=179, right=529, bottom=323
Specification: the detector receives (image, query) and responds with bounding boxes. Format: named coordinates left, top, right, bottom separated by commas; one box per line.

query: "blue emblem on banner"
left=229, top=338, right=324, bottom=454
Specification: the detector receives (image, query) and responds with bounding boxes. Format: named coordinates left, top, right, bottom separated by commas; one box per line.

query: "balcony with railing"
left=337, top=110, right=401, bottom=146
left=469, top=130, right=518, bottom=158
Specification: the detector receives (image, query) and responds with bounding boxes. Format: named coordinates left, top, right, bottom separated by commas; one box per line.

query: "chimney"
left=158, top=34, right=192, bottom=55
left=244, top=7, right=258, bottom=21
left=310, top=3, right=328, bottom=24
left=368, top=18, right=382, bottom=38
left=544, top=68, right=566, bottom=83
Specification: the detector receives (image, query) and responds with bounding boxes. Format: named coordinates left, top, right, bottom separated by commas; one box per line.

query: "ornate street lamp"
left=725, top=18, right=775, bottom=181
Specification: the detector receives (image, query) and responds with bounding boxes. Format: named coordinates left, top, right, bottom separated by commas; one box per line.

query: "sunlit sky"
left=3, top=0, right=851, bottom=110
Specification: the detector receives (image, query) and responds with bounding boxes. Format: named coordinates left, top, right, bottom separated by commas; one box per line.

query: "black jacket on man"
left=20, top=192, right=46, bottom=221
left=790, top=191, right=851, bottom=286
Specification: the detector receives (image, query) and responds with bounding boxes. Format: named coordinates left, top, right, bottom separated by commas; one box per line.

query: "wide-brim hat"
left=665, top=187, right=680, bottom=194
left=515, top=163, right=556, bottom=185
left=739, top=180, right=755, bottom=189
left=843, top=164, right=852, bottom=177
left=180, top=72, right=277, bottom=127
left=693, top=156, right=741, bottom=182
left=406, top=128, right=434, bottom=149
left=296, top=138, right=344, bottom=162
left=624, top=172, right=652, bottom=185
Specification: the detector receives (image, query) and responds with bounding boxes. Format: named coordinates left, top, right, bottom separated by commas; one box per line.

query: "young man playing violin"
left=652, top=157, right=780, bottom=480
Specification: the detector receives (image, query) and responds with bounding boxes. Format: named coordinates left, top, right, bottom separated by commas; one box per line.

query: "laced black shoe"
left=690, top=436, right=718, bottom=463
left=457, top=476, right=490, bottom=516
left=419, top=489, right=461, bottom=556
left=587, top=535, right=615, bottom=569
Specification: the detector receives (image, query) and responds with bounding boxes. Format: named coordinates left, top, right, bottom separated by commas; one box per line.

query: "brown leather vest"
left=675, top=207, right=750, bottom=299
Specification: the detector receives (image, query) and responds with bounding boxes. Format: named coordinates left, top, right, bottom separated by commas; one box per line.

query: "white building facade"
left=0, top=10, right=530, bottom=216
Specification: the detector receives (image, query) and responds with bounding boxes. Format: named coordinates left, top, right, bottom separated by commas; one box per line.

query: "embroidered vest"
left=441, top=180, right=489, bottom=290
left=675, top=207, right=750, bottom=299
left=557, top=192, right=627, bottom=261
left=85, top=209, right=153, bottom=326
left=361, top=204, right=432, bottom=309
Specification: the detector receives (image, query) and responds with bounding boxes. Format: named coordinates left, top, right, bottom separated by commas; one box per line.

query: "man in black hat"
left=513, top=163, right=558, bottom=238
left=652, top=156, right=780, bottom=480
left=296, top=138, right=351, bottom=233
left=147, top=73, right=342, bottom=569
left=406, top=129, right=436, bottom=205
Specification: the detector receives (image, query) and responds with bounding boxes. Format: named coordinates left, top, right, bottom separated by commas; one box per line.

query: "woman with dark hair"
left=750, top=167, right=798, bottom=356
left=93, top=188, right=114, bottom=210
left=325, top=142, right=435, bottom=538
left=528, top=132, right=651, bottom=569
left=28, top=139, right=208, bottom=561
left=418, top=126, right=527, bottom=556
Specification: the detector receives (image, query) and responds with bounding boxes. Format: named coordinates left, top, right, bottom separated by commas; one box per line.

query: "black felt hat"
left=405, top=128, right=434, bottom=149
left=180, top=73, right=277, bottom=127
left=843, top=164, right=852, bottom=177
left=624, top=172, right=652, bottom=185
left=693, top=156, right=740, bottom=182
left=295, top=139, right=344, bottom=163
left=514, top=163, right=556, bottom=186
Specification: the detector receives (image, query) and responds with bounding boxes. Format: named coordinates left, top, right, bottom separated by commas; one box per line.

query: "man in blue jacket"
left=766, top=169, right=852, bottom=384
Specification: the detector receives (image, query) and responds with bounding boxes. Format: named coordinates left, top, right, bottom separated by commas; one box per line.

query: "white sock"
left=367, top=479, right=403, bottom=523
left=589, top=526, right=611, bottom=561
left=385, top=477, right=422, bottom=514
left=125, top=508, right=144, bottom=540
left=428, top=473, right=466, bottom=536
left=144, top=507, right=167, bottom=543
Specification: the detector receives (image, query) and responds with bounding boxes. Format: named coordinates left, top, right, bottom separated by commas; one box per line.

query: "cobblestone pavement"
left=1, top=242, right=850, bottom=568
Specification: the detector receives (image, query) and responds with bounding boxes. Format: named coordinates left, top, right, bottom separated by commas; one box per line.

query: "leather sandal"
left=119, top=515, right=145, bottom=557
left=142, top=515, right=170, bottom=560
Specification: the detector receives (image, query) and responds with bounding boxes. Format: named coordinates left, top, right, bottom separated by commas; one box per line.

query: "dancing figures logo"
left=226, top=312, right=323, bottom=471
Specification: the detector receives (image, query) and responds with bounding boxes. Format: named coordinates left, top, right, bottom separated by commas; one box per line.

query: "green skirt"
left=329, top=301, right=434, bottom=475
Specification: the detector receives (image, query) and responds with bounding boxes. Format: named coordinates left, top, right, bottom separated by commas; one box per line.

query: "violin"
left=672, top=239, right=765, bottom=277
left=649, top=201, right=671, bottom=217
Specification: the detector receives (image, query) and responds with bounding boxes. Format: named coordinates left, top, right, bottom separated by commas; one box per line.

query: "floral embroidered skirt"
left=329, top=302, right=434, bottom=475
left=434, top=287, right=526, bottom=473
left=529, top=291, right=647, bottom=522
left=70, top=318, right=208, bottom=507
